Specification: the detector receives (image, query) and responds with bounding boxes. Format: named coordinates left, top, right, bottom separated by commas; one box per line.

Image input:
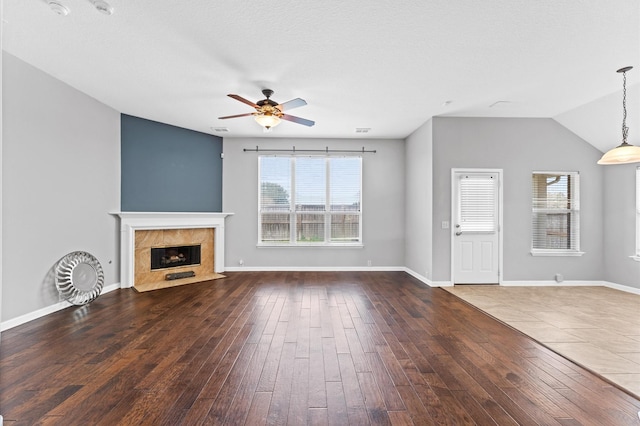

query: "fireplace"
left=151, top=245, right=201, bottom=270
left=114, top=212, right=233, bottom=291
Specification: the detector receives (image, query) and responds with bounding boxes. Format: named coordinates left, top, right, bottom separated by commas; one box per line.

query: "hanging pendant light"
left=598, top=66, right=640, bottom=165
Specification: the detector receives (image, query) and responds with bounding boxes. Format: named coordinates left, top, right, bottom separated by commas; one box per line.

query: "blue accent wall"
left=121, top=114, right=223, bottom=212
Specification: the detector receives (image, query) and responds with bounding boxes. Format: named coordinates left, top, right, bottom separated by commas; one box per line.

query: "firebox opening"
left=151, top=245, right=201, bottom=270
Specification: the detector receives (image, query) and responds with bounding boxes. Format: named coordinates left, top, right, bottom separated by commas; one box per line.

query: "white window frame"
left=531, top=171, right=584, bottom=256
left=258, top=155, right=363, bottom=247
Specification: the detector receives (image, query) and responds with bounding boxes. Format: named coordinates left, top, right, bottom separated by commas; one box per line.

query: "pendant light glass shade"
left=598, top=66, right=640, bottom=165
left=254, top=113, right=281, bottom=129
left=597, top=142, right=640, bottom=164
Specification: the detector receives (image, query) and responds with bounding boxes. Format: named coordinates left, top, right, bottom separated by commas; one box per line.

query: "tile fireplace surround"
left=114, top=212, right=233, bottom=290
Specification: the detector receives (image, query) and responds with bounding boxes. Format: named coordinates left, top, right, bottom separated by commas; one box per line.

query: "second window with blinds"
left=259, top=155, right=362, bottom=246
left=531, top=171, right=583, bottom=256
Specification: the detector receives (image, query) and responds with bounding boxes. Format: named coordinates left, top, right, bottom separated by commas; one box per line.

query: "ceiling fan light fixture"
left=598, top=66, right=640, bottom=165
left=220, top=90, right=313, bottom=128
left=254, top=113, right=281, bottom=129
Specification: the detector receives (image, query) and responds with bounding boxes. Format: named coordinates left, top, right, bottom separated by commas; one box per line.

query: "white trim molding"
left=404, top=268, right=453, bottom=287
left=501, top=280, right=599, bottom=287
left=530, top=251, right=586, bottom=257
left=500, top=280, right=640, bottom=295
left=225, top=266, right=404, bottom=272
left=602, top=281, right=640, bottom=296
left=0, top=282, right=120, bottom=332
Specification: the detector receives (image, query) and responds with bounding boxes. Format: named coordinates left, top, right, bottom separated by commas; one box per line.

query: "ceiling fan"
left=219, top=89, right=315, bottom=129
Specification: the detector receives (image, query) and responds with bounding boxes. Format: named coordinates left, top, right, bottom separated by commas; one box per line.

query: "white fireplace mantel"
left=112, top=212, right=233, bottom=288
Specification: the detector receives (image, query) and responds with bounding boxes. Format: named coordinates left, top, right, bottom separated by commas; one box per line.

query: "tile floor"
left=443, top=285, right=640, bottom=398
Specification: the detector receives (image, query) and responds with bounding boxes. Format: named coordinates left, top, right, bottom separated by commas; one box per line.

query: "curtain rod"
left=243, top=146, right=376, bottom=154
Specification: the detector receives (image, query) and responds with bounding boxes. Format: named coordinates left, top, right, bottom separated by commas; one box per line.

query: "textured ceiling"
left=3, top=0, right=639, bottom=150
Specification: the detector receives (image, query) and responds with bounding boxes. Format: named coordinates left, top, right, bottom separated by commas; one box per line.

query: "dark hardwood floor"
left=1, top=271, right=639, bottom=425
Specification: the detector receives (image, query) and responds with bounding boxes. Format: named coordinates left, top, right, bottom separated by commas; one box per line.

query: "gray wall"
left=121, top=114, right=222, bottom=212
left=2, top=52, right=121, bottom=322
left=404, top=119, right=433, bottom=280
left=431, top=117, right=604, bottom=282
left=603, top=164, right=640, bottom=289
left=1, top=19, right=4, bottom=329
left=222, top=138, right=405, bottom=269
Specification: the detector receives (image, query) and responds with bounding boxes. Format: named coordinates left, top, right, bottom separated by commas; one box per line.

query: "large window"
left=531, top=171, right=582, bottom=256
left=259, top=156, right=362, bottom=246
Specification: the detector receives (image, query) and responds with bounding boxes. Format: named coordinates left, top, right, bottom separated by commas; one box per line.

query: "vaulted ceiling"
left=3, top=0, right=639, bottom=152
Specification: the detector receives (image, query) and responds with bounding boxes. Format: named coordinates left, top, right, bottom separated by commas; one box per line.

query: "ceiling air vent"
left=212, top=127, right=229, bottom=133
left=355, top=128, right=371, bottom=134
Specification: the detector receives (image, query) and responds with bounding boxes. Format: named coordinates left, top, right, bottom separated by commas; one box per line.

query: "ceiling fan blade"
left=227, top=94, right=259, bottom=109
left=276, top=98, right=307, bottom=111
left=281, top=114, right=315, bottom=127
left=218, top=112, right=255, bottom=119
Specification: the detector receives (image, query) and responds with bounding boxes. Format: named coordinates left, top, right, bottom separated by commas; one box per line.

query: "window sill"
left=530, top=250, right=585, bottom=257
left=630, top=255, right=640, bottom=262
left=257, top=243, right=364, bottom=248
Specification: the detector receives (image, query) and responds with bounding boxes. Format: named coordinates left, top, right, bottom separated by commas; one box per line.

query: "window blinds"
left=329, top=157, right=361, bottom=242
left=259, top=157, right=292, bottom=242
left=531, top=172, right=580, bottom=252
left=458, top=174, right=497, bottom=233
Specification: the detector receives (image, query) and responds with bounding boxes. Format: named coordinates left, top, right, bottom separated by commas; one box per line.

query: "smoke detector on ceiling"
left=47, top=1, right=70, bottom=16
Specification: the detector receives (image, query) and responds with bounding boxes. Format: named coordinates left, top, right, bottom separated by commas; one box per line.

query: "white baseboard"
left=602, top=281, right=640, bottom=295
left=404, top=275, right=640, bottom=295
left=492, top=280, right=640, bottom=295
left=501, top=280, right=600, bottom=287
left=431, top=280, right=454, bottom=287
left=224, top=266, right=405, bottom=272
left=403, top=268, right=453, bottom=287
left=225, top=266, right=455, bottom=287
left=0, top=282, right=121, bottom=332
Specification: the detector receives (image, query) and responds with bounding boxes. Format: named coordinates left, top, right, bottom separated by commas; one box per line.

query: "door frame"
left=450, top=168, right=504, bottom=285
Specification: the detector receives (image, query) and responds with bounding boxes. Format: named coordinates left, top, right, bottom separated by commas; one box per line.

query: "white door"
left=452, top=170, right=501, bottom=284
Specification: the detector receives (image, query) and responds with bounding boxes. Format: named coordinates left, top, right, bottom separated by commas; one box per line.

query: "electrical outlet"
left=442, top=221, right=449, bottom=229
left=367, top=260, right=372, bottom=267
left=239, top=259, right=244, bottom=266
